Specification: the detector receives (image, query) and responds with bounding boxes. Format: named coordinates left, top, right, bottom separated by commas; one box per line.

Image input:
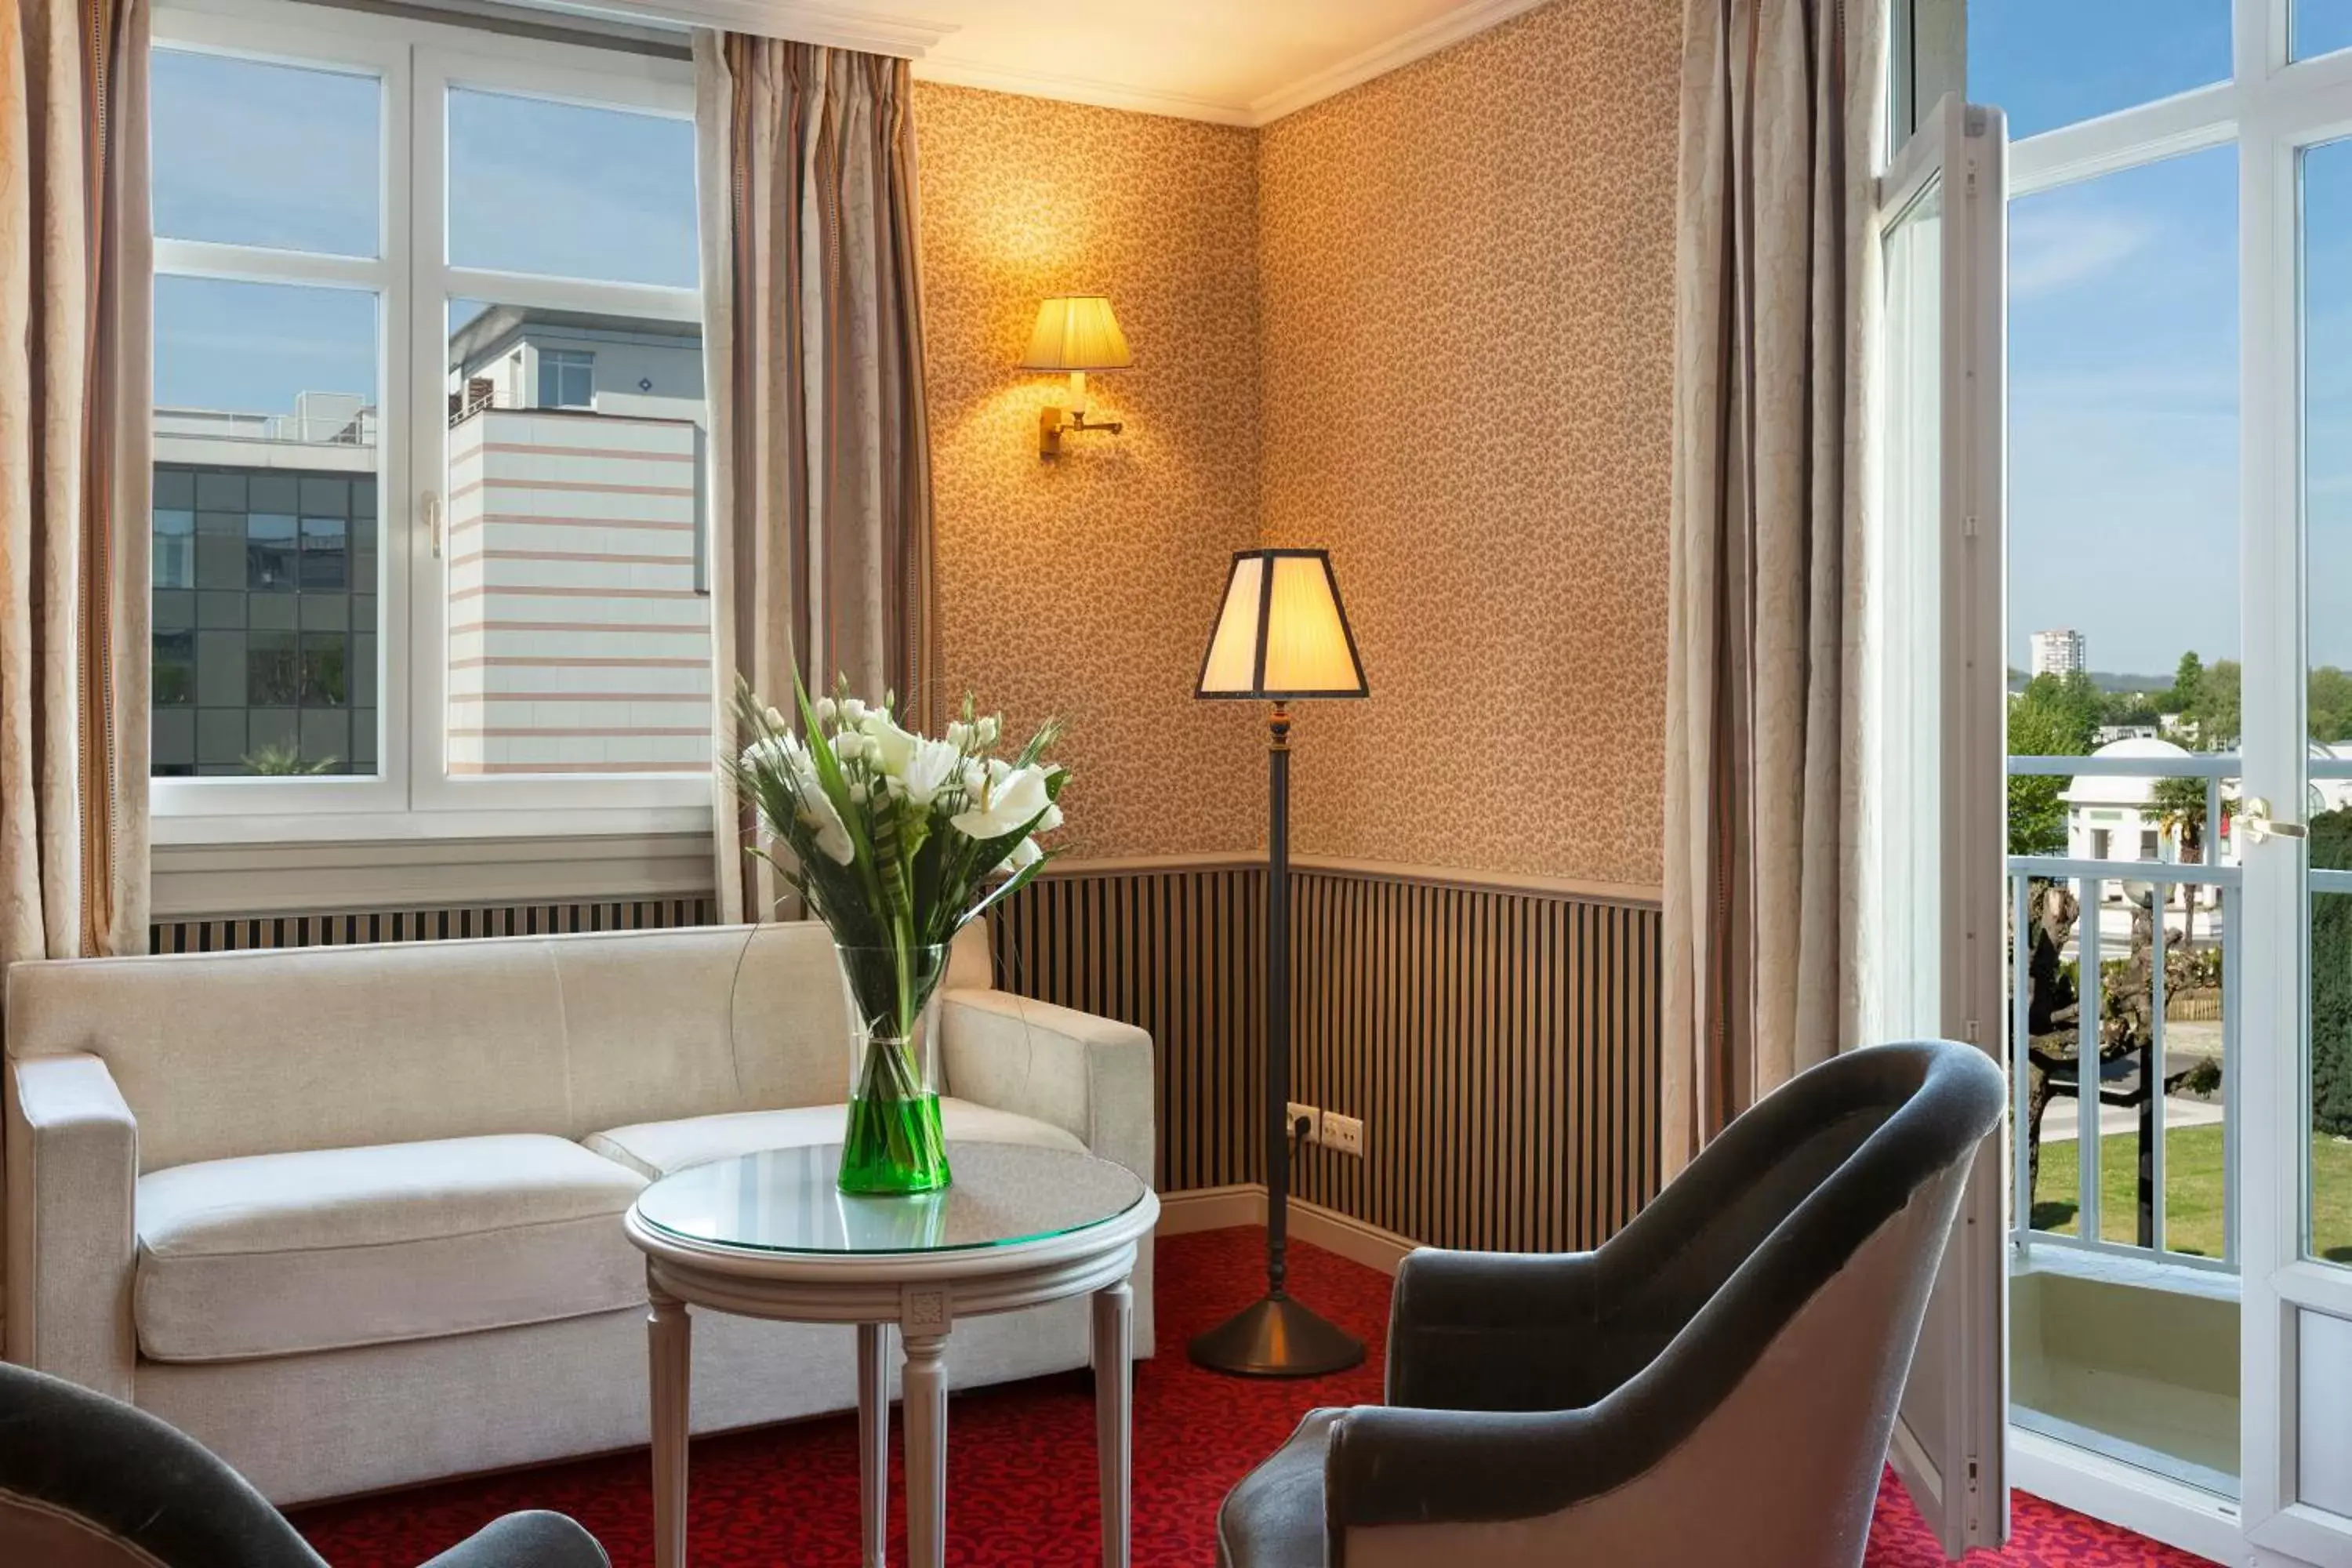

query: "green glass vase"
left=834, top=942, right=953, bottom=1195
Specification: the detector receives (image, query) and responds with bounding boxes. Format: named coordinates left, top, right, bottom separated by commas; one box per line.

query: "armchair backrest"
left=0, top=1358, right=325, bottom=1566
left=1337, top=1040, right=2004, bottom=1568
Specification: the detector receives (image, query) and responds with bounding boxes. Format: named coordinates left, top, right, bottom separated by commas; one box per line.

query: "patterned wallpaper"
left=913, top=84, right=1269, bottom=861
left=1257, top=0, right=1682, bottom=888
left=914, top=0, right=1682, bottom=885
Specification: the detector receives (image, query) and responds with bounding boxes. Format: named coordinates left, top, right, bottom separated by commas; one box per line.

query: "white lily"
left=897, top=736, right=964, bottom=808
left=951, top=760, right=1053, bottom=841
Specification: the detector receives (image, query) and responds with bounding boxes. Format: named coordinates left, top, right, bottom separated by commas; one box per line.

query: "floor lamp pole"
left=1186, top=702, right=1366, bottom=1377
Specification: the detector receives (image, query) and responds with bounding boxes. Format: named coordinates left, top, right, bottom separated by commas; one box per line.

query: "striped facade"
left=445, top=408, right=710, bottom=775
left=154, top=862, right=1661, bottom=1254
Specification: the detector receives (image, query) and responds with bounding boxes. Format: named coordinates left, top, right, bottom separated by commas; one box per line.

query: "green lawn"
left=2034, top=1122, right=2352, bottom=1262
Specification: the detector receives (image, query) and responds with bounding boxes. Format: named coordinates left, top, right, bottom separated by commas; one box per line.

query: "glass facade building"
left=151, top=463, right=378, bottom=776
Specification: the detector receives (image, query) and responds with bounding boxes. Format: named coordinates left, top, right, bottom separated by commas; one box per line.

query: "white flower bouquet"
left=726, top=676, right=1067, bottom=1192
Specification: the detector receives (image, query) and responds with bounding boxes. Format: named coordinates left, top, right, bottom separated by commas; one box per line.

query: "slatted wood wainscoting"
left=151, top=896, right=720, bottom=953
left=991, top=858, right=1663, bottom=1254
left=986, top=862, right=1269, bottom=1196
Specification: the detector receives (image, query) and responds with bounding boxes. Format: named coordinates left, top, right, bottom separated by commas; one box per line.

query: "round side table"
left=624, top=1142, right=1159, bottom=1568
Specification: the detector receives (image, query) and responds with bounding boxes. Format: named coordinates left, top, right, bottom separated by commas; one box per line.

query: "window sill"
left=151, top=806, right=717, bottom=920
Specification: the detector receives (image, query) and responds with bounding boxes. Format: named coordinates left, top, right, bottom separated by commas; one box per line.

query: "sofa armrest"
left=5, top=1053, right=138, bottom=1398
left=938, top=992, right=1153, bottom=1182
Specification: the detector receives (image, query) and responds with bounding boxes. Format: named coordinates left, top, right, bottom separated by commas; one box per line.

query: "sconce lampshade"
left=1196, top=550, right=1368, bottom=700
left=1020, top=295, right=1133, bottom=372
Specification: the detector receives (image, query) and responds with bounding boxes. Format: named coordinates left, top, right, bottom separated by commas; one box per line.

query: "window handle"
left=2242, top=796, right=2308, bottom=843
left=422, top=489, right=443, bottom=560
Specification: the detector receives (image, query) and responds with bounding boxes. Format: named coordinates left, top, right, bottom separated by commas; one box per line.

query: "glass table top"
left=632, top=1142, right=1148, bottom=1256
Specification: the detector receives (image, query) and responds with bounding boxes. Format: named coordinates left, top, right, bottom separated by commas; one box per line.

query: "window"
left=537, top=348, right=594, bottom=409
left=150, top=2, right=704, bottom=833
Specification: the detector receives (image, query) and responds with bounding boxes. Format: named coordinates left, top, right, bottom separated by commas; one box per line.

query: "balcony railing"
left=2005, top=750, right=2352, bottom=1279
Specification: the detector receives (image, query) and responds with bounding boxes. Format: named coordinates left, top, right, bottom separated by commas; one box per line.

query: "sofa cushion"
left=586, top=1098, right=1084, bottom=1181
left=135, top=1134, right=648, bottom=1363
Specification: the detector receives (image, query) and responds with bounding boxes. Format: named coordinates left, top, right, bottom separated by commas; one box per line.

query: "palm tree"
left=2147, top=774, right=2224, bottom=947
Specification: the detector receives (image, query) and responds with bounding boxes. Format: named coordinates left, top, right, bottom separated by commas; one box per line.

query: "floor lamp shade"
left=1189, top=549, right=1366, bottom=1377
left=1196, top=550, right=1368, bottom=701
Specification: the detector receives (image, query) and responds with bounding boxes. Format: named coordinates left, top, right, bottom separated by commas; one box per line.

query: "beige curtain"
left=1661, top=0, right=1886, bottom=1174
left=0, top=0, right=151, bottom=965
left=695, top=31, right=937, bottom=924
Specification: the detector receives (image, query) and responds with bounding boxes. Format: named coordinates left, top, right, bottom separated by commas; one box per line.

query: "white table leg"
left=1093, top=1279, right=1134, bottom=1568
left=858, top=1322, right=888, bottom=1568
left=902, top=1331, right=950, bottom=1568
left=648, top=1279, right=691, bottom=1568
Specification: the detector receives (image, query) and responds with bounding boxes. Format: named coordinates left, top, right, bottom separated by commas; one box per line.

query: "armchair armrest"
left=1388, top=1247, right=1625, bottom=1411
left=1322, top=1403, right=1617, bottom=1541
left=937, top=992, right=1153, bottom=1182
left=5, top=1053, right=138, bottom=1398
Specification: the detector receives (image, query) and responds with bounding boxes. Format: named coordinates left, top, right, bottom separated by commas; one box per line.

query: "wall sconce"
left=1022, top=294, right=1131, bottom=459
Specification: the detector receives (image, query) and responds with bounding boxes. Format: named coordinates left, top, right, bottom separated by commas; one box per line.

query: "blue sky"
left=1975, top=1, right=2352, bottom=672
left=149, top=47, right=695, bottom=415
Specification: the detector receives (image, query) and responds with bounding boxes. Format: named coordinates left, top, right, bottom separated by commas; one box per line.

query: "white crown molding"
left=590, top=0, right=955, bottom=56
left=910, top=53, right=1254, bottom=126
left=1243, top=0, right=1554, bottom=125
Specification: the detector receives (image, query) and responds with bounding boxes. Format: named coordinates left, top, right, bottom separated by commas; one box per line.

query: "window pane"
left=154, top=277, right=380, bottom=777
left=1969, top=2, right=2230, bottom=141
left=2009, top=147, right=2239, bottom=722
left=2298, top=2, right=2352, bottom=61
left=2304, top=137, right=2352, bottom=1267
left=151, top=48, right=379, bottom=257
left=2007, top=147, right=2239, bottom=1280
left=445, top=299, right=710, bottom=777
left=447, top=89, right=697, bottom=287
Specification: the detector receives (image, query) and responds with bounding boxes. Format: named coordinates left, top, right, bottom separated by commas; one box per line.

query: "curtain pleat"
left=1661, top=0, right=1885, bottom=1174
left=695, top=32, right=937, bottom=924
left=0, top=0, right=151, bottom=967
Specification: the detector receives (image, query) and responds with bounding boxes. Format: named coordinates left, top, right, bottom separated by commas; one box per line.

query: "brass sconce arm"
left=1039, top=405, right=1124, bottom=459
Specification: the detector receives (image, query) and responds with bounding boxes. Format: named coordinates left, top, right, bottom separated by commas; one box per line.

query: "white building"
left=444, top=307, right=710, bottom=777
left=2031, top=628, right=2086, bottom=679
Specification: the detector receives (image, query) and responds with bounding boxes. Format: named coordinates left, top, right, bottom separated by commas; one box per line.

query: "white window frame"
left=1964, top=2, right=2352, bottom=1562
left=150, top=0, right=710, bottom=864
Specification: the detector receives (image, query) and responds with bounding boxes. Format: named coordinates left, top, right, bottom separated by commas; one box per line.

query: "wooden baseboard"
left=1155, top=1184, right=1418, bottom=1276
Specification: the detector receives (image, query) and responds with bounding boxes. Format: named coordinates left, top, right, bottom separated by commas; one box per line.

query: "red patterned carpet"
left=296, top=1228, right=2205, bottom=1566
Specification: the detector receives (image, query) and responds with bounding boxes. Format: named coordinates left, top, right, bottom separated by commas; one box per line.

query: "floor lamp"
left=1189, top=549, right=1368, bottom=1377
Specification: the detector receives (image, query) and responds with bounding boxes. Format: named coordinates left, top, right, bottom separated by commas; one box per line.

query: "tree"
left=2148, top=774, right=2226, bottom=946
left=2194, top=659, right=2242, bottom=749
left=2007, top=672, right=2099, bottom=855
left=2310, top=666, right=2352, bottom=744
left=2314, top=808, right=2352, bottom=1138
left=2168, top=651, right=2205, bottom=717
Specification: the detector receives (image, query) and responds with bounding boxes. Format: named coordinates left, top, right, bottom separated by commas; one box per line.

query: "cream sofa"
left=2, top=921, right=1154, bottom=1505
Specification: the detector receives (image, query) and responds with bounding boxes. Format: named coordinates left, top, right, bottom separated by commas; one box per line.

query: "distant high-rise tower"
left=2031, top=629, right=2086, bottom=679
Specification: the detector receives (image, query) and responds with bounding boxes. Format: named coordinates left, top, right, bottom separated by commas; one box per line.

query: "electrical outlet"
left=1285, top=1102, right=1322, bottom=1142
left=1323, top=1112, right=1365, bottom=1157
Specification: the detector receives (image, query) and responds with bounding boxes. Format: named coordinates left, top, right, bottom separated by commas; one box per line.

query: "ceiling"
left=648, top=0, right=1552, bottom=126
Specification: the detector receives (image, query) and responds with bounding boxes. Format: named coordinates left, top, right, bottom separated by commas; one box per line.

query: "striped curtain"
left=0, top=0, right=151, bottom=964
left=695, top=33, right=938, bottom=924
left=1661, top=0, right=1886, bottom=1174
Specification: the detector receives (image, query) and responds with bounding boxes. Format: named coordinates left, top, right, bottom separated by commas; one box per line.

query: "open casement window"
left=149, top=0, right=707, bottom=851
left=1869, top=91, right=2012, bottom=1561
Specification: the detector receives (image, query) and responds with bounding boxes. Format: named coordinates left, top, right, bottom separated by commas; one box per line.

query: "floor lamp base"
left=1187, top=1292, right=1366, bottom=1378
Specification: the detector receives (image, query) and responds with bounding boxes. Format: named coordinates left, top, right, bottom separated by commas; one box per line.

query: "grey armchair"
left=0, top=1359, right=608, bottom=1567
left=1218, top=1038, right=2005, bottom=1568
